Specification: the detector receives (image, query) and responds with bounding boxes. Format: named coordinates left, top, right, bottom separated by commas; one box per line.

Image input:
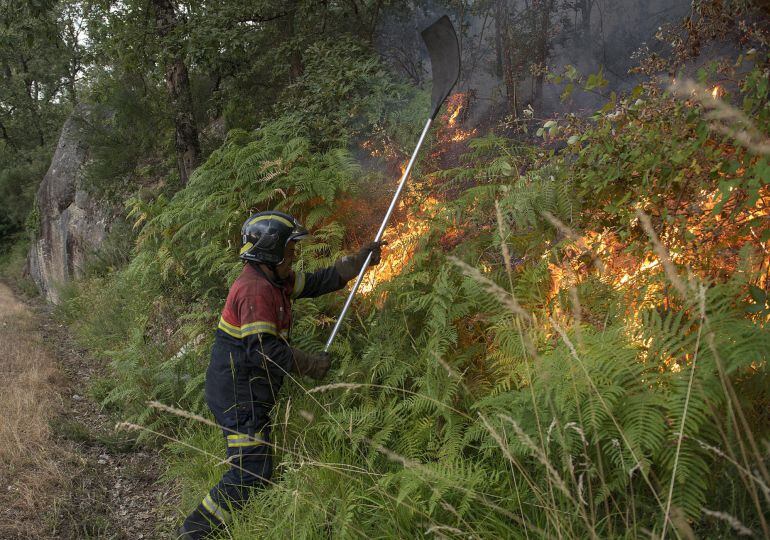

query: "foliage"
left=0, top=237, right=39, bottom=297
left=80, top=75, right=175, bottom=201
left=277, top=38, right=421, bottom=148
left=5, top=1, right=766, bottom=537
left=57, top=118, right=363, bottom=430
left=0, top=0, right=76, bottom=144
left=0, top=151, right=48, bottom=248
left=52, top=58, right=770, bottom=539
left=0, top=0, right=79, bottom=250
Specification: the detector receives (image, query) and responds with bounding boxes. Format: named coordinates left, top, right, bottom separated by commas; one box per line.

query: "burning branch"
left=670, top=79, right=770, bottom=155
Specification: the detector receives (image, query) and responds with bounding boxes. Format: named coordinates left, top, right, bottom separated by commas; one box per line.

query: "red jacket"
left=218, top=263, right=300, bottom=342
left=205, top=261, right=346, bottom=432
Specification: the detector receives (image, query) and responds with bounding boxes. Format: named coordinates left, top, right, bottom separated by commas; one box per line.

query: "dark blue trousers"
left=180, top=428, right=273, bottom=537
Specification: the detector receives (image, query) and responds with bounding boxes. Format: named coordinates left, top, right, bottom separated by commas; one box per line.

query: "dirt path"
left=0, top=282, right=178, bottom=538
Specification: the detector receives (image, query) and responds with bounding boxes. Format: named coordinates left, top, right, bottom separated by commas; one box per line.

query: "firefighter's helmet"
left=239, top=211, right=309, bottom=264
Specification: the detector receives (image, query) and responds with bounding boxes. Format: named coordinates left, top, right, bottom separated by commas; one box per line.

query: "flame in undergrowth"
left=448, top=102, right=462, bottom=126
left=546, top=184, right=770, bottom=324
left=452, top=131, right=475, bottom=143
left=711, top=85, right=723, bottom=99
left=350, top=93, right=481, bottom=294
left=358, top=196, right=438, bottom=295
left=351, top=148, right=429, bottom=295
left=361, top=138, right=401, bottom=162
left=441, top=93, right=478, bottom=143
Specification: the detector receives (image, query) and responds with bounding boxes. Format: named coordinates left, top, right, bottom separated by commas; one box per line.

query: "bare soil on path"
left=0, top=282, right=178, bottom=538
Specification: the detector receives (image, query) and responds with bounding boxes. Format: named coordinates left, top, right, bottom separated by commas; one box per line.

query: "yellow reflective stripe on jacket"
left=290, top=272, right=306, bottom=299
left=226, top=433, right=265, bottom=448
left=247, top=214, right=294, bottom=228
left=218, top=317, right=280, bottom=339
left=202, top=493, right=230, bottom=524
left=240, top=321, right=278, bottom=337
left=217, top=317, right=243, bottom=338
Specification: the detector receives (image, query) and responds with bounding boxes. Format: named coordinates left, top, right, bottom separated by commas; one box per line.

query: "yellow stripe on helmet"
left=247, top=214, right=294, bottom=228
left=239, top=241, right=254, bottom=255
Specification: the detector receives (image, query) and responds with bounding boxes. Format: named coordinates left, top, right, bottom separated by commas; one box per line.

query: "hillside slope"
left=54, top=59, right=770, bottom=538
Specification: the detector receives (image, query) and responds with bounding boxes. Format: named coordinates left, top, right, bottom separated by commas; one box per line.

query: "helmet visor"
left=289, top=219, right=310, bottom=242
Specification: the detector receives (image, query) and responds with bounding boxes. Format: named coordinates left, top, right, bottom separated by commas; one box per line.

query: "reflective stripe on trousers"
left=198, top=429, right=272, bottom=525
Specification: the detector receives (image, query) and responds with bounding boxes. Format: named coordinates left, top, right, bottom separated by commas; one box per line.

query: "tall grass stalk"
left=661, top=285, right=706, bottom=539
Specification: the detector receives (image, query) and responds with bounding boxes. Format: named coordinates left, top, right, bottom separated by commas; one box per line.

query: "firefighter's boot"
left=176, top=502, right=224, bottom=539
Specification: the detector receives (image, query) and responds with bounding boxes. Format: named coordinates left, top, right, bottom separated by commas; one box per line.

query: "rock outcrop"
left=27, top=108, right=108, bottom=303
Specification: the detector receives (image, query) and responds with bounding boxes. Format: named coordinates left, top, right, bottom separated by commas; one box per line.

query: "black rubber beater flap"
left=421, top=15, right=460, bottom=121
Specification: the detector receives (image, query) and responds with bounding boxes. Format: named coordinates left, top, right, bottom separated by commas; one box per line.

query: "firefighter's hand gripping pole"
left=324, top=15, right=460, bottom=352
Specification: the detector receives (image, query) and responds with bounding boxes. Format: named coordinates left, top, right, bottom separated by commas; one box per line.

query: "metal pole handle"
left=325, top=117, right=434, bottom=351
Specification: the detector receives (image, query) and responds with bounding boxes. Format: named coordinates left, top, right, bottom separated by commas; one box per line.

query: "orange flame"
left=351, top=92, right=482, bottom=295
left=545, top=183, right=770, bottom=325
left=448, top=103, right=462, bottom=126
left=440, top=93, right=477, bottom=143
left=358, top=196, right=438, bottom=294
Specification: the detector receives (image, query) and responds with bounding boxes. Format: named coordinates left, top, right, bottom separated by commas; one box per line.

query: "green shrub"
left=0, top=238, right=38, bottom=297
left=64, top=61, right=770, bottom=538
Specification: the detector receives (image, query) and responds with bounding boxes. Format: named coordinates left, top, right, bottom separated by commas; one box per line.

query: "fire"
left=545, top=182, right=770, bottom=325
left=451, top=130, right=475, bottom=143
left=358, top=196, right=438, bottom=294
left=347, top=93, right=483, bottom=296
left=440, top=93, right=478, bottom=144
left=361, top=137, right=401, bottom=161
left=711, top=85, right=722, bottom=99
left=448, top=102, right=462, bottom=126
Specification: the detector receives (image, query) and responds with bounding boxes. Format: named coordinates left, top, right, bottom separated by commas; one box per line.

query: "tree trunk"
left=494, top=0, right=504, bottom=78
left=496, top=0, right=518, bottom=117
left=152, top=0, right=201, bottom=186
left=284, top=8, right=303, bottom=83
left=165, top=58, right=201, bottom=186
left=533, top=0, right=554, bottom=107
left=579, top=0, right=592, bottom=44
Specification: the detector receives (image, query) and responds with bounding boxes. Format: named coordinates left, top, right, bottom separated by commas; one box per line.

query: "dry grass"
left=0, top=282, right=66, bottom=538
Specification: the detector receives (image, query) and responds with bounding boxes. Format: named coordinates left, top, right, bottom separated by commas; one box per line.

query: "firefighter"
left=177, top=210, right=384, bottom=539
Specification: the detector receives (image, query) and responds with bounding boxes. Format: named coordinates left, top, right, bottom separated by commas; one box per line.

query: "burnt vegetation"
left=1, top=0, right=770, bottom=538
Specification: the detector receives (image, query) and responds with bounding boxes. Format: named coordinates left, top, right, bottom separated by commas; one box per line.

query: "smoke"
left=374, top=0, right=752, bottom=126
left=541, top=0, right=692, bottom=113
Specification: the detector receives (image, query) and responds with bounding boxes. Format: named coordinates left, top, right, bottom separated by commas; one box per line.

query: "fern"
left=61, top=60, right=770, bottom=539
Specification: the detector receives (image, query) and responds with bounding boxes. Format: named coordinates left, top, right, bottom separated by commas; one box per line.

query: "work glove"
left=291, top=348, right=331, bottom=380
left=334, top=241, right=387, bottom=282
